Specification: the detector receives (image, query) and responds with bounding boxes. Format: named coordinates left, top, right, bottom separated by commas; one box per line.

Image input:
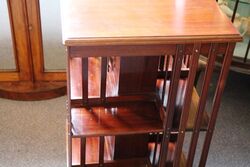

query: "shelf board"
left=71, top=101, right=163, bottom=137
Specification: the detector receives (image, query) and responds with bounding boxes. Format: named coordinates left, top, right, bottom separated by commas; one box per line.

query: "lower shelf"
left=71, top=137, right=186, bottom=167
left=72, top=158, right=151, bottom=167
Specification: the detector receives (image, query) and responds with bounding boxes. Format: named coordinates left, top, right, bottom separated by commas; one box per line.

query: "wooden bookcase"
left=61, top=0, right=241, bottom=166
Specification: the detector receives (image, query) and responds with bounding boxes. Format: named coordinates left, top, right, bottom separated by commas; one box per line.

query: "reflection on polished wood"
left=61, top=0, right=240, bottom=46
left=71, top=101, right=162, bottom=137
left=0, top=81, right=66, bottom=101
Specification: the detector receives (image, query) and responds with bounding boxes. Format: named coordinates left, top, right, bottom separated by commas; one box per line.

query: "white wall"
left=0, top=0, right=15, bottom=70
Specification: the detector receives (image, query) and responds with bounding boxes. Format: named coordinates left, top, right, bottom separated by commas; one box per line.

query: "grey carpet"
left=205, top=71, right=250, bottom=167
left=0, top=97, right=67, bottom=167
left=0, top=71, right=249, bottom=167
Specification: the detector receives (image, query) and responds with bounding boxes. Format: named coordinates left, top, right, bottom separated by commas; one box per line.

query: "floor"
left=0, top=71, right=249, bottom=167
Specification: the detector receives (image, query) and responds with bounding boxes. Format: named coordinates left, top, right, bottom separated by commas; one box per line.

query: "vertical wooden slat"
left=80, top=137, right=86, bottom=166
left=101, top=57, right=108, bottom=101
left=183, top=54, right=188, bottom=67
left=186, top=54, right=191, bottom=68
left=159, top=56, right=165, bottom=71
left=199, top=43, right=236, bottom=167
left=158, top=45, right=184, bottom=167
left=161, top=55, right=170, bottom=105
left=186, top=43, right=218, bottom=167
left=82, top=57, right=88, bottom=104
left=99, top=136, right=105, bottom=166
left=173, top=43, right=201, bottom=167
left=152, top=133, right=159, bottom=166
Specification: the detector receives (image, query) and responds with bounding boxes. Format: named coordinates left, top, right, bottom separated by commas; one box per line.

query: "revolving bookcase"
left=61, top=0, right=241, bottom=166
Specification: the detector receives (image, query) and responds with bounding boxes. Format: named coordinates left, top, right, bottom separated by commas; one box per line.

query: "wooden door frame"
left=0, top=0, right=33, bottom=82
left=0, top=0, right=66, bottom=100
left=25, top=0, right=66, bottom=81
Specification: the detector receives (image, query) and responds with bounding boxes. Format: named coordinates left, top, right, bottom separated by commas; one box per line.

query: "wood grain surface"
left=61, top=0, right=241, bottom=46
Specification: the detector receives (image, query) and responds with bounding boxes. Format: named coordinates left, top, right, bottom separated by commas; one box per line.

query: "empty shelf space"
left=157, top=79, right=209, bottom=131
left=71, top=101, right=163, bottom=137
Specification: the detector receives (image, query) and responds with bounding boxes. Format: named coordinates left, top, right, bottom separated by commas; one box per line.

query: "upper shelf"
left=61, top=0, right=241, bottom=46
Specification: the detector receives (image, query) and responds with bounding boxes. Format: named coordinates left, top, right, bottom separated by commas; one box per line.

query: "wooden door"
left=26, top=0, right=66, bottom=81
left=0, top=0, right=66, bottom=100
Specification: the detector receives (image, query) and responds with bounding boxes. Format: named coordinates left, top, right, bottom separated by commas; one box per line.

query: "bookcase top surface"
left=61, top=0, right=241, bottom=46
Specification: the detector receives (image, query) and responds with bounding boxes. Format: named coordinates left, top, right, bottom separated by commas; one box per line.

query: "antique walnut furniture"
left=61, top=0, right=242, bottom=166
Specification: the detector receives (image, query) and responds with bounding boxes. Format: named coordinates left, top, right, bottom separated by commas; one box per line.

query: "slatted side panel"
left=155, top=42, right=236, bottom=167
left=186, top=43, right=219, bottom=167
left=198, top=43, right=236, bottom=167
